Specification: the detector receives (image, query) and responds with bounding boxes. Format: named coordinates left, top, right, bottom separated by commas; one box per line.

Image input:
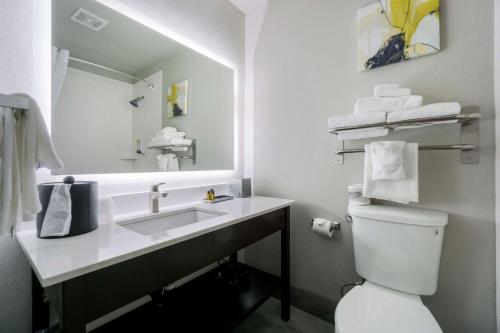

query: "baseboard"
left=275, top=285, right=337, bottom=324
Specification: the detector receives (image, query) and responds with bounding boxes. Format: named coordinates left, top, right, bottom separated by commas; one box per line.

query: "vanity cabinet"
left=31, top=206, right=290, bottom=332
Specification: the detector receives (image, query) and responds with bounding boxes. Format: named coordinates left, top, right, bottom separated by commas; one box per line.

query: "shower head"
left=130, top=96, right=144, bottom=107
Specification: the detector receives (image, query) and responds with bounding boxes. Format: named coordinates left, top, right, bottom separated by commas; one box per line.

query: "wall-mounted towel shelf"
left=328, top=107, right=480, bottom=134
left=330, top=106, right=481, bottom=165
left=148, top=139, right=196, bottom=165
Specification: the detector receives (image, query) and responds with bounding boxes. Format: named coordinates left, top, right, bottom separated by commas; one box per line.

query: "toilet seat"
left=334, top=281, right=442, bottom=333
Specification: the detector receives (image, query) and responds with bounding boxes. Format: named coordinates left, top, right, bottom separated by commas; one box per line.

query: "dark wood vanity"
left=32, top=206, right=290, bottom=332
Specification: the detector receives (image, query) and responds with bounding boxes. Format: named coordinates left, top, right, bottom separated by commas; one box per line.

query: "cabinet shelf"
left=92, top=263, right=281, bottom=333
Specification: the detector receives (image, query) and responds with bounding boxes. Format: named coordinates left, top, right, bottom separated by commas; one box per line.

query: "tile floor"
left=232, top=298, right=334, bottom=333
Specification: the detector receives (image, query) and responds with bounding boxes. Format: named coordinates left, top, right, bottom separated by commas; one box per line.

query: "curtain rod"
left=69, top=57, right=155, bottom=89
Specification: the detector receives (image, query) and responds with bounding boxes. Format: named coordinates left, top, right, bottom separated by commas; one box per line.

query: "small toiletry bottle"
left=210, top=189, right=215, bottom=200
left=206, top=190, right=212, bottom=201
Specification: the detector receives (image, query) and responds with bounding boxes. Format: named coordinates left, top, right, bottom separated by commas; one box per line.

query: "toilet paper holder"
left=310, top=219, right=341, bottom=231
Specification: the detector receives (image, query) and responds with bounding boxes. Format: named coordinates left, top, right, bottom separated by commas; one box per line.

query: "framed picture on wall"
left=167, top=80, right=188, bottom=118
left=357, top=0, right=440, bottom=71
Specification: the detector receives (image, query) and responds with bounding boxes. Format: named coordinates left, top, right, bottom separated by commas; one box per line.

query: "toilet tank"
left=348, top=205, right=448, bottom=296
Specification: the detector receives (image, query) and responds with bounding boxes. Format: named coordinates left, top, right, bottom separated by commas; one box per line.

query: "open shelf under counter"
left=91, top=263, right=281, bottom=333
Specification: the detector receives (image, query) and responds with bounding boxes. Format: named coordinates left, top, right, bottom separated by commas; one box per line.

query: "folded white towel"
left=159, top=126, right=177, bottom=134
left=170, top=138, right=192, bottom=146
left=354, top=96, right=423, bottom=114
left=338, top=128, right=389, bottom=140
left=374, top=87, right=411, bottom=97
left=148, top=137, right=192, bottom=148
left=369, top=141, right=406, bottom=180
left=152, top=131, right=186, bottom=142
left=363, top=143, right=418, bottom=204
left=328, top=112, right=386, bottom=129
left=387, top=102, right=462, bottom=123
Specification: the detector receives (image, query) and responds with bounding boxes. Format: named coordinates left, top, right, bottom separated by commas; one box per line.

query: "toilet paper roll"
left=311, top=218, right=334, bottom=238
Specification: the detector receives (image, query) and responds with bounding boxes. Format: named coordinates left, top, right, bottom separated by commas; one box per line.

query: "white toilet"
left=335, top=204, right=448, bottom=333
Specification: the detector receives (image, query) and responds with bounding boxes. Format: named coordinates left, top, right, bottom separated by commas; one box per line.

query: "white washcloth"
left=166, top=153, right=179, bottom=172
left=354, top=96, right=423, bottom=114
left=374, top=87, right=411, bottom=97
left=363, top=143, right=418, bottom=204
left=388, top=102, right=462, bottom=123
left=14, top=94, right=64, bottom=218
left=156, top=154, right=179, bottom=172
left=369, top=141, right=406, bottom=180
left=328, top=112, right=386, bottom=129
left=338, top=128, right=389, bottom=140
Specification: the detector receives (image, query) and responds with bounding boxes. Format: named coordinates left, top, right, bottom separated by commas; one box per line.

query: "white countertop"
left=17, top=196, right=294, bottom=287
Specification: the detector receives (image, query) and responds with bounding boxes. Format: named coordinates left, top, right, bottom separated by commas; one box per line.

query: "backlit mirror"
left=51, top=0, right=235, bottom=174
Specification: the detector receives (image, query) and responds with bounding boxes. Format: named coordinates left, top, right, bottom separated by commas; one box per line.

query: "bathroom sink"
left=118, top=207, right=225, bottom=236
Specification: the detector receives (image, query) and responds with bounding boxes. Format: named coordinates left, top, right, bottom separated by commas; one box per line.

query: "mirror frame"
left=36, top=0, right=240, bottom=187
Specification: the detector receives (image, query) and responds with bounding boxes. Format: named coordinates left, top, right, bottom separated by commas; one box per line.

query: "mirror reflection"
left=52, top=0, right=235, bottom=174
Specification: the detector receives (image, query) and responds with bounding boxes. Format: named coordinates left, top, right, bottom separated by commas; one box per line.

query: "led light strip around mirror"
left=35, top=0, right=242, bottom=187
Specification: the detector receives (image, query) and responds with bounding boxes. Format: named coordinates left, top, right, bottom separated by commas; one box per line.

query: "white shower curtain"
left=51, top=46, right=70, bottom=108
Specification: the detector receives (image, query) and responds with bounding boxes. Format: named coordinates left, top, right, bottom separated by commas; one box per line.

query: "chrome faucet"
left=150, top=182, right=169, bottom=213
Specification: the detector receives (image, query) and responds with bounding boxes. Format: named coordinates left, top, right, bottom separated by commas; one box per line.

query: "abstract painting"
left=167, top=80, right=188, bottom=118
left=357, top=0, right=440, bottom=71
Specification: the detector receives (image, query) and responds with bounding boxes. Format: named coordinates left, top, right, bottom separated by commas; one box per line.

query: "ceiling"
left=53, top=0, right=186, bottom=81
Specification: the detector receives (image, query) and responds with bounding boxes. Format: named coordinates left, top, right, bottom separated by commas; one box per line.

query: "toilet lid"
left=335, top=282, right=442, bottom=333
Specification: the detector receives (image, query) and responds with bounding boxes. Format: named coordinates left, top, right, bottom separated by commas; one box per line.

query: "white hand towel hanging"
left=369, top=141, right=406, bottom=181
left=363, top=142, right=419, bottom=204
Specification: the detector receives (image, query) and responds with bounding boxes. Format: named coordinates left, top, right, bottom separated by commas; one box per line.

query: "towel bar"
left=333, top=144, right=478, bottom=155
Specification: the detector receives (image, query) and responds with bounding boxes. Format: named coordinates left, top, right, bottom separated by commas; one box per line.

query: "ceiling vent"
left=70, top=8, right=108, bottom=31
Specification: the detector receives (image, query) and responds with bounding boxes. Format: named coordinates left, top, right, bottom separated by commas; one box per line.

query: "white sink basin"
left=118, top=207, right=225, bottom=236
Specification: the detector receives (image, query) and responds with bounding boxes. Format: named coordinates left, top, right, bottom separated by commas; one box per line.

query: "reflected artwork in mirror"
left=51, top=0, right=235, bottom=174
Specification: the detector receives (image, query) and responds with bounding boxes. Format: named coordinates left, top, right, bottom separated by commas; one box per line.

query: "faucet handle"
left=151, top=182, right=166, bottom=192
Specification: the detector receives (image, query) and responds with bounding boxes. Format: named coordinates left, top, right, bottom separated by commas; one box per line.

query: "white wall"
left=495, top=0, right=500, bottom=330
left=0, top=1, right=244, bottom=332
left=247, top=1, right=496, bottom=333
left=53, top=68, right=134, bottom=174
left=0, top=1, right=36, bottom=332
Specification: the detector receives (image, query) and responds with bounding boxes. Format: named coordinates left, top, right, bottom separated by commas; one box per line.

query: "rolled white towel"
left=374, top=87, right=411, bottom=97
left=387, top=102, right=462, bottom=123
left=159, top=126, right=177, bottom=134
left=354, top=96, right=423, bottom=114
left=328, top=112, right=386, bottom=129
